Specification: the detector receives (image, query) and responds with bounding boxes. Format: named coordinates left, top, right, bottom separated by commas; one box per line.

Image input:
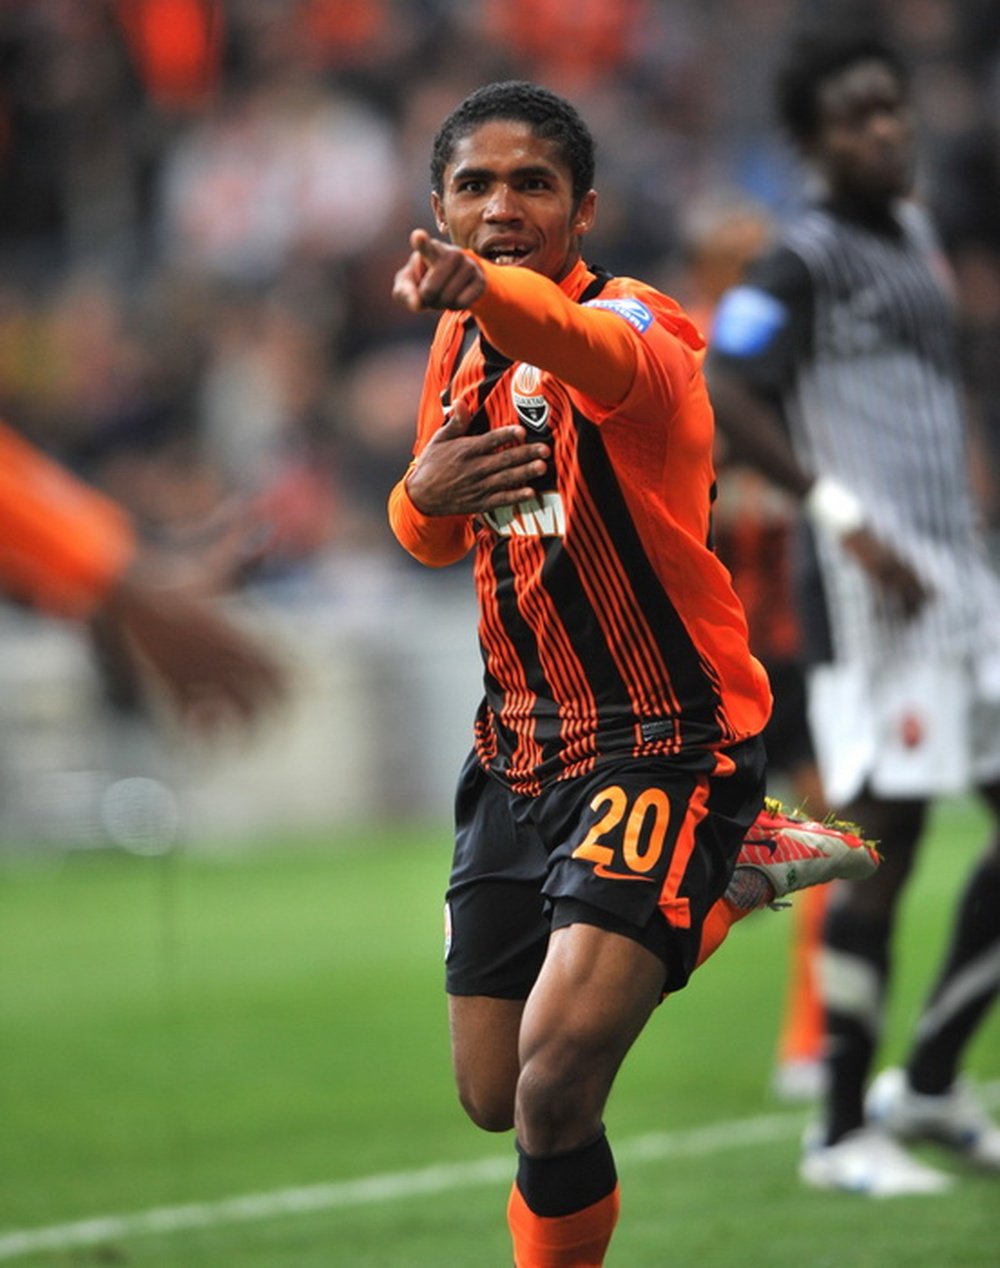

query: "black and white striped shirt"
left=710, top=196, right=1000, bottom=667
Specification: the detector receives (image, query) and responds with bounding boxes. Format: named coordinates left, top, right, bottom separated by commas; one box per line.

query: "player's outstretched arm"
left=393, top=229, right=639, bottom=407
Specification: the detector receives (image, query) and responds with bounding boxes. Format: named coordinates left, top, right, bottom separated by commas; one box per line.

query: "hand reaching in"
left=93, top=565, right=287, bottom=736
left=841, top=525, right=930, bottom=618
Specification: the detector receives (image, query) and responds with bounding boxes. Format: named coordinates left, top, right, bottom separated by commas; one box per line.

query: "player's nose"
left=484, top=184, right=522, bottom=221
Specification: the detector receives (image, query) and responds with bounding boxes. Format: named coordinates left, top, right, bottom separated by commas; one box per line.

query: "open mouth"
left=481, top=244, right=533, bottom=265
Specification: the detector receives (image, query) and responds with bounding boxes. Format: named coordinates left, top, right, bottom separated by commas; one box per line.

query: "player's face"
left=432, top=119, right=597, bottom=283
left=812, top=59, right=915, bottom=204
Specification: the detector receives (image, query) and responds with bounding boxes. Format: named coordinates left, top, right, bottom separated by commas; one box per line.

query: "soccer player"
left=707, top=29, right=1000, bottom=1195
left=0, top=421, right=284, bottom=731
left=388, top=81, right=877, bottom=1264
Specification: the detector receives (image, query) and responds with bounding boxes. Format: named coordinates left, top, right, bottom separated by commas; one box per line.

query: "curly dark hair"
left=775, top=27, right=908, bottom=146
left=430, top=81, right=596, bottom=206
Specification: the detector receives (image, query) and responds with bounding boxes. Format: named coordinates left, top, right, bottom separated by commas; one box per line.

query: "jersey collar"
left=557, top=257, right=598, bottom=300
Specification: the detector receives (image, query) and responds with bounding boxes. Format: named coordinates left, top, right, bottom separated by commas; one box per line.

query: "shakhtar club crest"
left=511, top=363, right=549, bottom=430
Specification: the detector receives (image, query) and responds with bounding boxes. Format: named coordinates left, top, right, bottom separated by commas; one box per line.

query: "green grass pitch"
left=1, top=797, right=997, bottom=1265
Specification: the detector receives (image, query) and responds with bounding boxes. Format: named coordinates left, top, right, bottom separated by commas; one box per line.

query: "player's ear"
left=572, top=190, right=597, bottom=236
left=431, top=192, right=449, bottom=237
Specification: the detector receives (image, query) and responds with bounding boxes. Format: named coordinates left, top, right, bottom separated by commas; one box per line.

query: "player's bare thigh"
left=515, top=922, right=665, bottom=1154
left=448, top=993, right=525, bottom=1132
left=448, top=923, right=664, bottom=1142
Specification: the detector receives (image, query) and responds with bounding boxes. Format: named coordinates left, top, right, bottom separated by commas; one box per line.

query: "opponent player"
left=388, top=81, right=877, bottom=1264
left=708, top=29, right=1000, bottom=1194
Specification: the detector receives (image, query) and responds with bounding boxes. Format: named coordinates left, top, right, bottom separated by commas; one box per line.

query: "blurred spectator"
left=480, top=0, right=651, bottom=94
left=116, top=0, right=224, bottom=113
left=158, top=79, right=400, bottom=283
left=333, top=338, right=433, bottom=551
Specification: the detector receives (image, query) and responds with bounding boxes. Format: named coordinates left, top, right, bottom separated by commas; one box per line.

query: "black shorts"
left=444, top=737, right=766, bottom=999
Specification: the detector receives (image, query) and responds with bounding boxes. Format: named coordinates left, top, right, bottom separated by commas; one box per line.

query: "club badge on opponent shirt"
left=511, top=363, right=549, bottom=430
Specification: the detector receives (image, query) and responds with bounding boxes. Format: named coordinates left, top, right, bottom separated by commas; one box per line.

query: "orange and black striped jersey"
left=389, top=257, right=771, bottom=794
left=0, top=422, right=136, bottom=619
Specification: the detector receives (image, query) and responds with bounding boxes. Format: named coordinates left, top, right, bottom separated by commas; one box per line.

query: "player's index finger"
left=411, top=229, right=441, bottom=262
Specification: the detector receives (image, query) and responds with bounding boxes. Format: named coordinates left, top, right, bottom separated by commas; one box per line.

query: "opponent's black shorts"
left=761, top=659, right=814, bottom=775
left=444, top=737, right=766, bottom=999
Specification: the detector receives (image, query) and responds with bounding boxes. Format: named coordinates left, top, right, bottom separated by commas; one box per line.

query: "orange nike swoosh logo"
left=592, top=863, right=656, bottom=882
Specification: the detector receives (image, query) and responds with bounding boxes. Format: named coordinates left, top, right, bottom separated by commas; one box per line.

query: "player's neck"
left=822, top=189, right=903, bottom=237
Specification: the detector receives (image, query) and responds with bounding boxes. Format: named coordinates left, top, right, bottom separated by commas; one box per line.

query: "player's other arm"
left=0, top=422, right=285, bottom=730
left=0, top=421, right=137, bottom=619
left=387, top=456, right=477, bottom=568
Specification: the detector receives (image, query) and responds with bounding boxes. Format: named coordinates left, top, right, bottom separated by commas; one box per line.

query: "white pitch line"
left=2, top=1083, right=997, bottom=1262
left=0, top=1112, right=799, bottom=1260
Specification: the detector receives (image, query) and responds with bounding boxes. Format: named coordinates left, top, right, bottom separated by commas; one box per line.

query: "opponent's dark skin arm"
left=708, top=363, right=929, bottom=617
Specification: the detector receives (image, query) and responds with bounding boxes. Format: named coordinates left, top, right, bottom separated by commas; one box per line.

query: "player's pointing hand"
left=392, top=230, right=486, bottom=313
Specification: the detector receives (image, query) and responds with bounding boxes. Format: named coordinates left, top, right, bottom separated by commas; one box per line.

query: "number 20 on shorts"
left=572, top=785, right=671, bottom=876
left=571, top=783, right=695, bottom=925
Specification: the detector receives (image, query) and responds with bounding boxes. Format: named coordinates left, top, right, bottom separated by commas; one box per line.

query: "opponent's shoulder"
left=710, top=245, right=812, bottom=368
left=739, top=238, right=813, bottom=305
left=784, top=204, right=841, bottom=251
left=781, top=206, right=876, bottom=281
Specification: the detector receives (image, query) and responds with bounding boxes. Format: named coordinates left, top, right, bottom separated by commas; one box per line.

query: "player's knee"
left=455, top=1079, right=515, bottom=1133
left=516, top=1046, right=605, bottom=1150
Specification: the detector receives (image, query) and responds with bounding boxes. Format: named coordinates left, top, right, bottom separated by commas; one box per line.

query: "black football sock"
left=514, top=1129, right=617, bottom=1217
left=508, top=1130, right=620, bottom=1267
left=906, top=855, right=1000, bottom=1096
left=821, top=907, right=891, bottom=1144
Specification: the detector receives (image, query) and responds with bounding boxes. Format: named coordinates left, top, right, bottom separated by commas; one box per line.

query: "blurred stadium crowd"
left=1, top=0, right=999, bottom=842
left=2, top=0, right=999, bottom=583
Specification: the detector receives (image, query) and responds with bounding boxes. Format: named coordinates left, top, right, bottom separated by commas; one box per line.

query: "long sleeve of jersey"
left=387, top=466, right=475, bottom=567
left=0, top=422, right=137, bottom=619
left=470, top=258, right=704, bottom=423
left=470, top=258, right=639, bottom=404
left=387, top=334, right=478, bottom=566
